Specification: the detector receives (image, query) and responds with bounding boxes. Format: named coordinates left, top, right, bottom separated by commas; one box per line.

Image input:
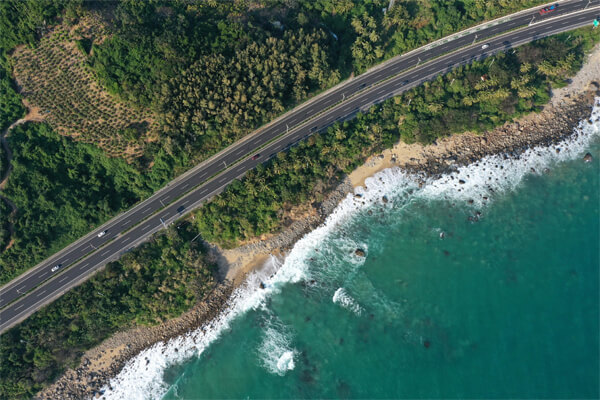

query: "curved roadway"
left=1, top=0, right=599, bottom=333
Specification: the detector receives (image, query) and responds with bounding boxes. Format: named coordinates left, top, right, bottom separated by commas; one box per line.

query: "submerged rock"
left=583, top=153, right=593, bottom=163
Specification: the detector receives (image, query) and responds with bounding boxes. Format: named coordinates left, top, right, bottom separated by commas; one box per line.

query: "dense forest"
left=194, top=28, right=599, bottom=247
left=0, top=123, right=159, bottom=284
left=0, top=224, right=215, bottom=400
left=88, top=0, right=550, bottom=164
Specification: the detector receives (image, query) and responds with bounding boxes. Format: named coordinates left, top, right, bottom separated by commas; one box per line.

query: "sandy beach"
left=38, top=43, right=600, bottom=400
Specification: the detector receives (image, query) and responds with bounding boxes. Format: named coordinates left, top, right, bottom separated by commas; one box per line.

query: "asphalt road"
left=1, top=0, right=599, bottom=334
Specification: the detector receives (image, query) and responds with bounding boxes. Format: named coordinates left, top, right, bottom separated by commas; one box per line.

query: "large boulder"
left=354, top=249, right=366, bottom=257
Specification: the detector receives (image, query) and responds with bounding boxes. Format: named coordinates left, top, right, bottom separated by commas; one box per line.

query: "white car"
left=481, top=43, right=490, bottom=49
left=51, top=264, right=62, bottom=272
left=97, top=230, right=107, bottom=238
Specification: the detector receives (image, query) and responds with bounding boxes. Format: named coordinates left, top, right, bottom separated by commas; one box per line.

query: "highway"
left=1, top=0, right=599, bottom=334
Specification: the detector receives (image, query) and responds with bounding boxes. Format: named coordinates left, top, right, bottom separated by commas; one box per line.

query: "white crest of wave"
left=97, top=98, right=599, bottom=400
left=333, top=287, right=363, bottom=315
left=258, top=319, right=297, bottom=376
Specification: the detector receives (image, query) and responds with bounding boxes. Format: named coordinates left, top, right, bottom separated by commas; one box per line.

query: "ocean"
left=100, top=99, right=600, bottom=399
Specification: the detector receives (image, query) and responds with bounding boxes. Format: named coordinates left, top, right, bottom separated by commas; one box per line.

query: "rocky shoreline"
left=38, top=46, right=600, bottom=400
left=404, top=88, right=599, bottom=178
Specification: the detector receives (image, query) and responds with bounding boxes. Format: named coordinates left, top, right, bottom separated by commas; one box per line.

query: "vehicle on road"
left=539, top=4, right=558, bottom=15
left=251, top=154, right=261, bottom=160
left=481, top=43, right=490, bottom=49
left=51, top=264, right=62, bottom=272
left=97, top=230, right=107, bottom=238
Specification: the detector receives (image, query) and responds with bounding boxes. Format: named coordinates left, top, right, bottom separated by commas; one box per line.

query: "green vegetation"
left=194, top=28, right=599, bottom=247
left=160, top=28, right=340, bottom=156
left=0, top=198, right=12, bottom=252
left=0, top=123, right=166, bottom=284
left=0, top=54, right=25, bottom=132
left=0, top=224, right=214, bottom=400
left=89, top=0, right=550, bottom=164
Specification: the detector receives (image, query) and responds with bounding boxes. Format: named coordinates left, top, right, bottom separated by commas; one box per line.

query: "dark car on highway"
left=251, top=154, right=261, bottom=160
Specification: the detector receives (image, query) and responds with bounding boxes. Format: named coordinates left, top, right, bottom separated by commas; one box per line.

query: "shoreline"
left=38, top=44, right=600, bottom=400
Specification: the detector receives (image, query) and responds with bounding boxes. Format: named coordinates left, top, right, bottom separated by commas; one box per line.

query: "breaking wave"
left=333, top=288, right=363, bottom=315
left=257, top=318, right=297, bottom=376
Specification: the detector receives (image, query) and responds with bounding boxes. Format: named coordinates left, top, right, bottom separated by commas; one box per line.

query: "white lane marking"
left=142, top=224, right=151, bottom=231
left=39, top=271, right=48, bottom=278
left=143, top=207, right=152, bottom=213
left=235, top=148, right=245, bottom=155
left=124, top=219, right=131, bottom=225
left=37, top=290, right=46, bottom=297
left=182, top=200, right=190, bottom=205
left=162, top=197, right=169, bottom=202
left=200, top=188, right=208, bottom=194
left=343, top=105, right=353, bottom=112
left=101, top=250, right=110, bottom=257
left=218, top=176, right=227, bottom=183
left=253, top=138, right=261, bottom=144
left=59, top=276, right=69, bottom=283
left=376, top=88, right=387, bottom=95
left=162, top=212, right=170, bottom=218
left=15, top=304, right=24, bottom=310
left=236, top=165, right=246, bottom=172
left=122, top=237, right=130, bottom=244
left=181, top=183, right=189, bottom=189
left=199, top=173, right=207, bottom=178
left=17, top=286, right=26, bottom=292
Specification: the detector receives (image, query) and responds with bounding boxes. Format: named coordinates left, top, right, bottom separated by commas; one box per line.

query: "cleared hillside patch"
left=11, top=20, right=158, bottom=162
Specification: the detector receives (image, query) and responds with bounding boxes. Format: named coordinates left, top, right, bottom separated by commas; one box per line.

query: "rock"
left=458, top=179, right=466, bottom=184
left=382, top=195, right=389, bottom=203
left=555, top=148, right=560, bottom=154
left=354, top=249, right=366, bottom=257
left=583, top=153, right=593, bottom=163
left=480, top=137, right=487, bottom=145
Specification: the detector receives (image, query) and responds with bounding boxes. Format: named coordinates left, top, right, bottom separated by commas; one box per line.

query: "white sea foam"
left=333, top=287, right=363, bottom=315
left=98, top=98, right=599, bottom=400
left=257, top=318, right=297, bottom=376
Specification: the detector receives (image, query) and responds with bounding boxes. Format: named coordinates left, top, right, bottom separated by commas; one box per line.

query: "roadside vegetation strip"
left=193, top=28, right=599, bottom=248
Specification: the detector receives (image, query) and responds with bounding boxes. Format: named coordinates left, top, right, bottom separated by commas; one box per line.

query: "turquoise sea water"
left=101, top=103, right=599, bottom=399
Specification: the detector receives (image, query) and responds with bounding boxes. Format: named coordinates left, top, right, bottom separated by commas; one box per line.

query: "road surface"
left=1, top=0, right=599, bottom=333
